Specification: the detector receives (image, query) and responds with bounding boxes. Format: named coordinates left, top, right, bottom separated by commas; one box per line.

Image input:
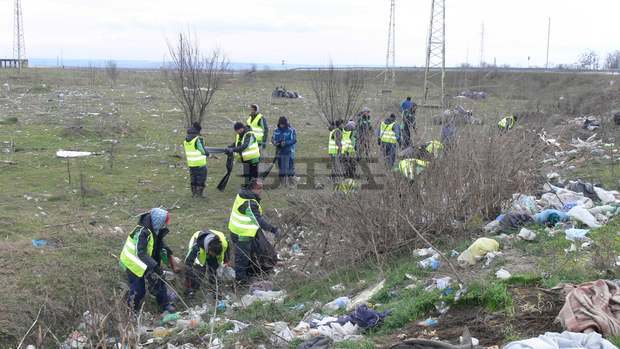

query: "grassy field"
left=0, top=67, right=619, bottom=346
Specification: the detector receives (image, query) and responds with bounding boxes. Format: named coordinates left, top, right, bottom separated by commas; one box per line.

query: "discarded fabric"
left=534, top=210, right=569, bottom=226
left=504, top=331, right=618, bottom=349
left=557, top=280, right=620, bottom=336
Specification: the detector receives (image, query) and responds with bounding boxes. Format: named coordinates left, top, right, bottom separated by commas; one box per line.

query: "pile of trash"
left=542, top=133, right=618, bottom=167
left=455, top=90, right=487, bottom=100
left=272, top=86, right=302, bottom=99
left=434, top=105, right=482, bottom=125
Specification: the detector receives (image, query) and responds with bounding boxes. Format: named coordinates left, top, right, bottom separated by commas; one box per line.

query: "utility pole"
left=422, top=0, right=446, bottom=108
left=545, top=17, right=551, bottom=69
left=13, top=0, right=26, bottom=71
left=383, top=0, right=396, bottom=89
left=479, top=22, right=484, bottom=67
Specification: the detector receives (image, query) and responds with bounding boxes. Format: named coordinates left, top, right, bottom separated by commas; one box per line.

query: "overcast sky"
left=1, top=0, right=618, bottom=67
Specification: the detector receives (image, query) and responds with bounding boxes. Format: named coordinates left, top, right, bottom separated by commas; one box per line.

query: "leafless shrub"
left=164, top=32, right=229, bottom=128
left=310, top=64, right=366, bottom=127
left=604, top=51, right=620, bottom=70
left=283, top=126, right=545, bottom=270
left=105, top=60, right=119, bottom=87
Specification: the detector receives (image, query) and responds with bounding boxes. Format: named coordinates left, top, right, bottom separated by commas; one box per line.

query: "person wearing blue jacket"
left=271, top=116, right=297, bottom=186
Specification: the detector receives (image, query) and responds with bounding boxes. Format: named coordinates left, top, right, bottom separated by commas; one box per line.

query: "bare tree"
left=164, top=32, right=229, bottom=128
left=604, top=50, right=620, bottom=70
left=578, top=50, right=599, bottom=70
left=310, top=63, right=365, bottom=127
left=105, top=60, right=119, bottom=87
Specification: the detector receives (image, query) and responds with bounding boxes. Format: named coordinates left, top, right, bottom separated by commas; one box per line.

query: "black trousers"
left=231, top=231, right=276, bottom=283
left=185, top=257, right=219, bottom=291
left=189, top=166, right=207, bottom=187
left=242, top=162, right=259, bottom=186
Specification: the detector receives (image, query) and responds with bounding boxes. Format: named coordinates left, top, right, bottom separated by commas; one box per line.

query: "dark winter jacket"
left=237, top=188, right=276, bottom=233
left=272, top=125, right=297, bottom=156
left=136, top=213, right=173, bottom=272
left=184, top=231, right=230, bottom=267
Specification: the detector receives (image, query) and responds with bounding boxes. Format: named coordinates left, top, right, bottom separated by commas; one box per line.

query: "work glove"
left=224, top=148, right=233, bottom=155
left=271, top=228, right=280, bottom=237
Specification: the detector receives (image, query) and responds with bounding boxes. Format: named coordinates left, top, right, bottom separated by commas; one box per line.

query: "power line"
left=422, top=0, right=446, bottom=108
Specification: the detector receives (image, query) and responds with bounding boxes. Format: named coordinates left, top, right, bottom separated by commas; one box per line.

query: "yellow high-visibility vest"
left=399, top=159, right=428, bottom=180
left=119, top=225, right=154, bottom=277
left=328, top=129, right=339, bottom=155
left=187, top=230, right=228, bottom=266
left=234, top=131, right=261, bottom=162
left=247, top=114, right=265, bottom=143
left=183, top=136, right=207, bottom=167
left=228, top=194, right=263, bottom=237
left=380, top=121, right=397, bottom=144
left=498, top=115, right=515, bottom=129
left=425, top=140, right=444, bottom=158
left=342, top=130, right=355, bottom=155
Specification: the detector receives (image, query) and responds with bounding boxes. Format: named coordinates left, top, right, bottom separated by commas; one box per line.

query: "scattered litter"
left=31, top=239, right=48, bottom=248
left=296, top=336, right=332, bottom=349
left=241, top=290, right=286, bottom=307
left=160, top=312, right=181, bottom=325
left=418, top=255, right=441, bottom=270
left=413, top=247, right=436, bottom=257
left=457, top=238, right=500, bottom=266
left=225, top=320, right=249, bottom=334
left=331, top=284, right=346, bottom=292
left=495, top=268, right=512, bottom=280
left=323, top=297, right=351, bottom=311
left=500, top=213, right=534, bottom=232
left=292, top=243, right=302, bottom=255
left=518, top=228, right=537, bottom=241
left=426, top=276, right=452, bottom=291
left=249, top=280, right=273, bottom=292
left=484, top=251, right=504, bottom=267
left=564, top=228, right=590, bottom=241
left=56, top=150, right=94, bottom=158
left=417, top=318, right=438, bottom=328
left=347, top=279, right=385, bottom=311
left=567, top=206, right=601, bottom=228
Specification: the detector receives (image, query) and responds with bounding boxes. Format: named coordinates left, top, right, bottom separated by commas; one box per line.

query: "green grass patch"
left=334, top=339, right=375, bottom=348
left=458, top=281, right=513, bottom=313
left=0, top=116, right=18, bottom=125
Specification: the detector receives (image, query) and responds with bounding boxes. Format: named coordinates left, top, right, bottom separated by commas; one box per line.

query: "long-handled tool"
left=260, top=146, right=281, bottom=178
left=217, top=152, right=234, bottom=191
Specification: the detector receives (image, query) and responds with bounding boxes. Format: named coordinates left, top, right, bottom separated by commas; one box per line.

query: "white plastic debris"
left=496, top=268, right=512, bottom=280
left=564, top=229, right=590, bottom=241
left=241, top=290, right=286, bottom=307
left=518, top=228, right=537, bottom=241
left=413, top=247, right=436, bottom=257
left=56, top=150, right=94, bottom=158
left=567, top=206, right=601, bottom=228
left=331, top=283, right=346, bottom=291
left=593, top=187, right=620, bottom=204
left=323, top=297, right=350, bottom=311
left=347, top=279, right=385, bottom=311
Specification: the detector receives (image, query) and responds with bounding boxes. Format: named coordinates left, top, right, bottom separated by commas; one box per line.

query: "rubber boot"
left=190, top=185, right=197, bottom=198
left=197, top=186, right=206, bottom=199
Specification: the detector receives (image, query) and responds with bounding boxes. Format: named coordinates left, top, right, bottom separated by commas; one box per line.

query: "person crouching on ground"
left=119, top=208, right=179, bottom=314
left=184, top=229, right=229, bottom=298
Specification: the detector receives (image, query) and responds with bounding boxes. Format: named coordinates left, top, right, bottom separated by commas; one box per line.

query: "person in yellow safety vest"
left=227, top=122, right=261, bottom=187
left=342, top=120, right=357, bottom=178
left=228, top=179, right=279, bottom=284
left=498, top=115, right=517, bottom=131
left=398, top=158, right=428, bottom=180
left=119, top=208, right=179, bottom=313
left=424, top=140, right=444, bottom=158
left=377, top=113, right=401, bottom=168
left=328, top=119, right=345, bottom=179
left=183, top=122, right=209, bottom=198
left=335, top=178, right=360, bottom=193
left=247, top=104, right=269, bottom=149
left=184, top=229, right=229, bottom=298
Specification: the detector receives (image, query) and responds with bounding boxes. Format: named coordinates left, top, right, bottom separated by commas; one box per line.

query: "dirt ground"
left=384, top=286, right=563, bottom=347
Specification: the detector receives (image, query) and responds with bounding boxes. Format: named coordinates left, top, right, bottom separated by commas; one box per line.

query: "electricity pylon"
left=383, top=0, right=396, bottom=89
left=13, top=0, right=26, bottom=71
left=422, top=0, right=446, bottom=108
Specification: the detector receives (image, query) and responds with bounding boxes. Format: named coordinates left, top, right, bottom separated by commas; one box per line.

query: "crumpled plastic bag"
left=593, top=187, right=620, bottom=204
left=567, top=206, right=601, bottom=228
left=509, top=194, right=539, bottom=215
left=504, top=331, right=617, bottom=349
left=457, top=238, right=500, bottom=266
